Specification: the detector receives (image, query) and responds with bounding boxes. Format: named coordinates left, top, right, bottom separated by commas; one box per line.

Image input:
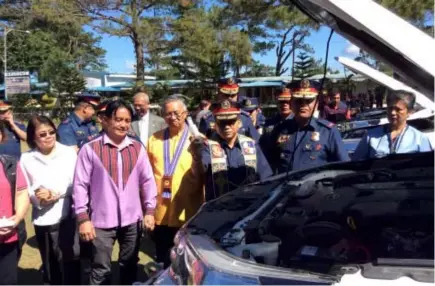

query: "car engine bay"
left=225, top=167, right=434, bottom=274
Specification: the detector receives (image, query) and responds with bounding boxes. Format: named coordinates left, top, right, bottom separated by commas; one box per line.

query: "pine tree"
left=293, top=52, right=318, bottom=79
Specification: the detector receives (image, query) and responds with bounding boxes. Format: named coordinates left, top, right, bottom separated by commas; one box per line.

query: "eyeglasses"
left=38, top=130, right=56, bottom=138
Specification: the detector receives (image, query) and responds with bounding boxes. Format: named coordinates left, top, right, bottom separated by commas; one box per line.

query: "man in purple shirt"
left=321, top=92, right=351, bottom=123
left=73, top=100, right=157, bottom=285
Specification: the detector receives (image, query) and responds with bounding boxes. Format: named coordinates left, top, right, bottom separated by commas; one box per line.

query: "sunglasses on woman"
left=38, top=130, right=56, bottom=138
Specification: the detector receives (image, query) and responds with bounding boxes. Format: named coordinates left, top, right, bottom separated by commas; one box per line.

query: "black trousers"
left=0, top=242, right=18, bottom=285
left=90, top=221, right=143, bottom=285
left=152, top=225, right=179, bottom=268
left=34, top=217, right=81, bottom=285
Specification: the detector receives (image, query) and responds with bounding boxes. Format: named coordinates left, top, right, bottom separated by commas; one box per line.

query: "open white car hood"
left=291, top=0, right=435, bottom=99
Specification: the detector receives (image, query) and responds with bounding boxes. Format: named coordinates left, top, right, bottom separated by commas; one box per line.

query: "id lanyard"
left=162, top=125, right=189, bottom=199
left=388, top=125, right=409, bottom=154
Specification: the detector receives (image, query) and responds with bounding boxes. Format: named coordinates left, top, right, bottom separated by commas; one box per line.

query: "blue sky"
left=98, top=26, right=359, bottom=75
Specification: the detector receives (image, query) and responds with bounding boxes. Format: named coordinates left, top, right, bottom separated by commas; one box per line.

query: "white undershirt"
left=139, top=112, right=150, bottom=146
left=20, top=142, right=78, bottom=226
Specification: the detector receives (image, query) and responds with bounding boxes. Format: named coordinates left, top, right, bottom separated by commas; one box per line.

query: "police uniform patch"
left=210, top=122, right=216, bottom=129
left=241, top=141, right=255, bottom=155
left=311, top=132, right=320, bottom=142
left=277, top=134, right=290, bottom=144
left=315, top=143, right=322, bottom=151
left=211, top=144, right=224, bottom=158
left=76, top=130, right=86, bottom=136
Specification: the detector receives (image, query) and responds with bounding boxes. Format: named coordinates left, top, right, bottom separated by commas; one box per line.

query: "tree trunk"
left=133, top=35, right=145, bottom=87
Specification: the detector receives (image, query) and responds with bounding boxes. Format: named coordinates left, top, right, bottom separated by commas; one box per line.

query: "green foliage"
left=241, top=60, right=275, bottom=77
left=293, top=51, right=323, bottom=79
left=375, top=0, right=434, bottom=30
left=0, top=0, right=106, bottom=93
left=216, top=0, right=317, bottom=76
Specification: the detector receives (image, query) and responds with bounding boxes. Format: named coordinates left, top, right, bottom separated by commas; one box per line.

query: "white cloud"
left=344, top=42, right=360, bottom=56
left=124, top=60, right=136, bottom=71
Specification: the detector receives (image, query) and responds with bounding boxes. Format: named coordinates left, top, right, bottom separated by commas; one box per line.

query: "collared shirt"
left=352, top=124, right=433, bottom=161
left=322, top=102, right=350, bottom=123
left=139, top=112, right=150, bottom=147
left=199, top=111, right=261, bottom=142
left=147, top=128, right=204, bottom=228
left=0, top=162, right=27, bottom=244
left=73, top=134, right=157, bottom=229
left=201, top=135, right=273, bottom=201
left=0, top=122, right=26, bottom=158
left=269, top=118, right=350, bottom=174
left=57, top=112, right=99, bottom=148
left=20, top=143, right=77, bottom=226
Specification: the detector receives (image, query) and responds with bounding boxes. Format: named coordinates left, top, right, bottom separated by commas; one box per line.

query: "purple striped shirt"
left=73, top=134, right=157, bottom=228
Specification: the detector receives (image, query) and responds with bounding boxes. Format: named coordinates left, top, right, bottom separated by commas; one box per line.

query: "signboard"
left=5, top=71, right=30, bottom=95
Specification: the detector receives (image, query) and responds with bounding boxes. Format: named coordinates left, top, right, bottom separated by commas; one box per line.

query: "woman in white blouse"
left=20, top=115, right=80, bottom=285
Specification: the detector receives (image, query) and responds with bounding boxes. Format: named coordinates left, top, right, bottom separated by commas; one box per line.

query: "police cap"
left=287, top=79, right=320, bottom=99
left=212, top=100, right=241, bottom=120
left=75, top=92, right=101, bottom=107
left=0, top=100, right=12, bottom=112
left=217, top=77, right=240, bottom=96
left=277, top=88, right=292, bottom=101
left=241, top=97, right=259, bottom=112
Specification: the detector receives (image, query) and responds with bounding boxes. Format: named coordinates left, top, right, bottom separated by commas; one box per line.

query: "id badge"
left=162, top=175, right=172, bottom=199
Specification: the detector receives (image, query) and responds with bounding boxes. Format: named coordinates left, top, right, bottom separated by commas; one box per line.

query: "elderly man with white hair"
left=147, top=95, right=204, bottom=267
left=131, top=87, right=166, bottom=146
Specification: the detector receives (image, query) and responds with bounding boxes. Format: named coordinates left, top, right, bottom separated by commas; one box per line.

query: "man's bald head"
left=133, top=92, right=150, bottom=118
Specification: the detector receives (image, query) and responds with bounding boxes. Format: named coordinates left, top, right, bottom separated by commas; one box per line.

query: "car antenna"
left=284, top=29, right=335, bottom=183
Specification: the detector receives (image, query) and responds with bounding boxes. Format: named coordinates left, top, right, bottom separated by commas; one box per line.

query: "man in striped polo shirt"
left=73, top=100, right=157, bottom=285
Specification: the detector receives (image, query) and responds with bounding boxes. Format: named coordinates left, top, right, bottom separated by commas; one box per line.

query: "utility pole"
left=291, top=33, right=296, bottom=81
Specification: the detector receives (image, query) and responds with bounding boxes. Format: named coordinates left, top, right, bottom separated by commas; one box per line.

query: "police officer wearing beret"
left=241, top=97, right=265, bottom=135
left=269, top=79, right=349, bottom=174
left=199, top=78, right=261, bottom=142
left=0, top=101, right=27, bottom=158
left=57, top=93, right=101, bottom=152
left=191, top=100, right=272, bottom=201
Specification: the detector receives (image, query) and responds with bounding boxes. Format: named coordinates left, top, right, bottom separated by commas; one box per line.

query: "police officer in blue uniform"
left=264, top=87, right=293, bottom=134
left=0, top=100, right=27, bottom=158
left=199, top=77, right=260, bottom=142
left=191, top=100, right=272, bottom=201
left=57, top=93, right=100, bottom=151
left=269, top=80, right=349, bottom=174
left=240, top=97, right=265, bottom=134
